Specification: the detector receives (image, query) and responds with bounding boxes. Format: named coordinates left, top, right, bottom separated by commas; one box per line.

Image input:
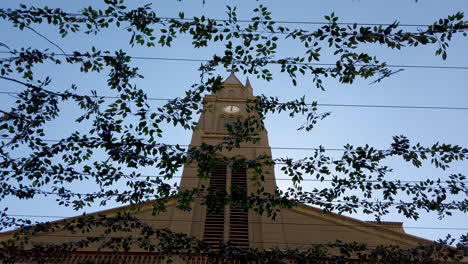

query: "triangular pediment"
left=272, top=203, right=433, bottom=248
left=1, top=199, right=433, bottom=249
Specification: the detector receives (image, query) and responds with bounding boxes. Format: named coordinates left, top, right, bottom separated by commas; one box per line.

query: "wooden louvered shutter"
left=203, top=164, right=227, bottom=247
left=229, top=164, right=249, bottom=248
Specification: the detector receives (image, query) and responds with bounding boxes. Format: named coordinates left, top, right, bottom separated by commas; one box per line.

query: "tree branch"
left=0, top=10, right=67, bottom=56
left=0, top=76, right=85, bottom=100
left=0, top=109, right=27, bottom=121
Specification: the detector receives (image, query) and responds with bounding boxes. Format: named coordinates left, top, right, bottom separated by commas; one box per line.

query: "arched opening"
left=202, top=157, right=249, bottom=248
left=203, top=162, right=227, bottom=247
left=229, top=159, right=249, bottom=248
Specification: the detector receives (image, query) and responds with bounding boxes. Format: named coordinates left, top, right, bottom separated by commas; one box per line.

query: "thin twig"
left=0, top=76, right=60, bottom=96
left=0, top=10, right=68, bottom=56
left=0, top=42, right=10, bottom=50
left=0, top=76, right=86, bottom=100
left=0, top=109, right=28, bottom=121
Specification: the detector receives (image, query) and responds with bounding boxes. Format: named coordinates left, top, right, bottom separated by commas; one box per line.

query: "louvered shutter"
left=203, top=164, right=227, bottom=247
left=229, top=164, right=249, bottom=248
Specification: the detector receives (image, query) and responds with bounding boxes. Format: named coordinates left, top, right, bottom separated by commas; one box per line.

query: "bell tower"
left=177, top=72, right=277, bottom=248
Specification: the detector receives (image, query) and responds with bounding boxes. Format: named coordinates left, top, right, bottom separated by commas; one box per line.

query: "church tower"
left=167, top=72, right=435, bottom=252
left=176, top=71, right=277, bottom=248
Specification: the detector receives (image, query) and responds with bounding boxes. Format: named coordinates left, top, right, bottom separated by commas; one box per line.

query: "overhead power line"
left=7, top=214, right=468, bottom=230
left=0, top=137, right=343, bottom=151
left=0, top=136, right=459, bottom=154
left=1, top=185, right=465, bottom=206
left=1, top=91, right=467, bottom=111
left=303, top=103, right=468, bottom=110
left=126, top=175, right=468, bottom=184
left=0, top=9, right=456, bottom=28
left=160, top=16, right=437, bottom=28
left=0, top=177, right=464, bottom=206
left=128, top=56, right=468, bottom=70
left=1, top=170, right=464, bottom=184
left=0, top=137, right=466, bottom=155
left=1, top=51, right=468, bottom=70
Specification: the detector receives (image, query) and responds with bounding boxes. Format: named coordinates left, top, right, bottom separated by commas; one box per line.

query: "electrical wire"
left=117, top=55, right=468, bottom=70
left=1, top=91, right=467, bottom=111
left=1, top=51, right=468, bottom=70
left=0, top=136, right=466, bottom=155
left=0, top=137, right=345, bottom=151
left=160, top=16, right=438, bottom=28
left=0, top=169, right=465, bottom=184
left=1, top=186, right=464, bottom=207
left=0, top=9, right=458, bottom=28
left=6, top=214, right=468, bottom=230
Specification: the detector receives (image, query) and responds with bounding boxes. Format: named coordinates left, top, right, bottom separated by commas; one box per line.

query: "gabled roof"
left=1, top=198, right=432, bottom=247
left=289, top=203, right=434, bottom=247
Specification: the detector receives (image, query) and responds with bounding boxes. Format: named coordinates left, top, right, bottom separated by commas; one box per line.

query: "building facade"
left=1, top=72, right=465, bottom=263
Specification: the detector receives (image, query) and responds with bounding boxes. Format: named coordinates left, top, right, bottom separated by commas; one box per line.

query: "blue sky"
left=1, top=0, right=467, bottom=242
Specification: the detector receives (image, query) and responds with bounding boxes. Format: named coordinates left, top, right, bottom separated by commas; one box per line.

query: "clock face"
left=223, top=105, right=240, bottom=114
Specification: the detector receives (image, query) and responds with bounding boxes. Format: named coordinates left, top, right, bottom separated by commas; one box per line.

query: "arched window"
left=203, top=162, right=227, bottom=247
left=229, top=162, right=249, bottom=248
left=202, top=158, right=249, bottom=248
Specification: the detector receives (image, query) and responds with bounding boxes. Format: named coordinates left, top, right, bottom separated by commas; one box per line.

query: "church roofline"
left=291, top=203, right=434, bottom=247
left=2, top=196, right=435, bottom=248
left=0, top=198, right=178, bottom=238
left=223, top=70, right=243, bottom=86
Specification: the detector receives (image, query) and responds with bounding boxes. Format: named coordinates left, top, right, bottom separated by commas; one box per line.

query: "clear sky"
left=1, top=0, right=467, bottom=242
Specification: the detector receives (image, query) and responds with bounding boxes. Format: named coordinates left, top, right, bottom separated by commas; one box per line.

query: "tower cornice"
left=204, top=96, right=258, bottom=103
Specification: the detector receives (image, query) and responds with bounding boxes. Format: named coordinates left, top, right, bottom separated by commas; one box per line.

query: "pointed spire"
left=245, top=77, right=253, bottom=96
left=223, top=69, right=243, bottom=85
left=245, top=77, right=252, bottom=89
